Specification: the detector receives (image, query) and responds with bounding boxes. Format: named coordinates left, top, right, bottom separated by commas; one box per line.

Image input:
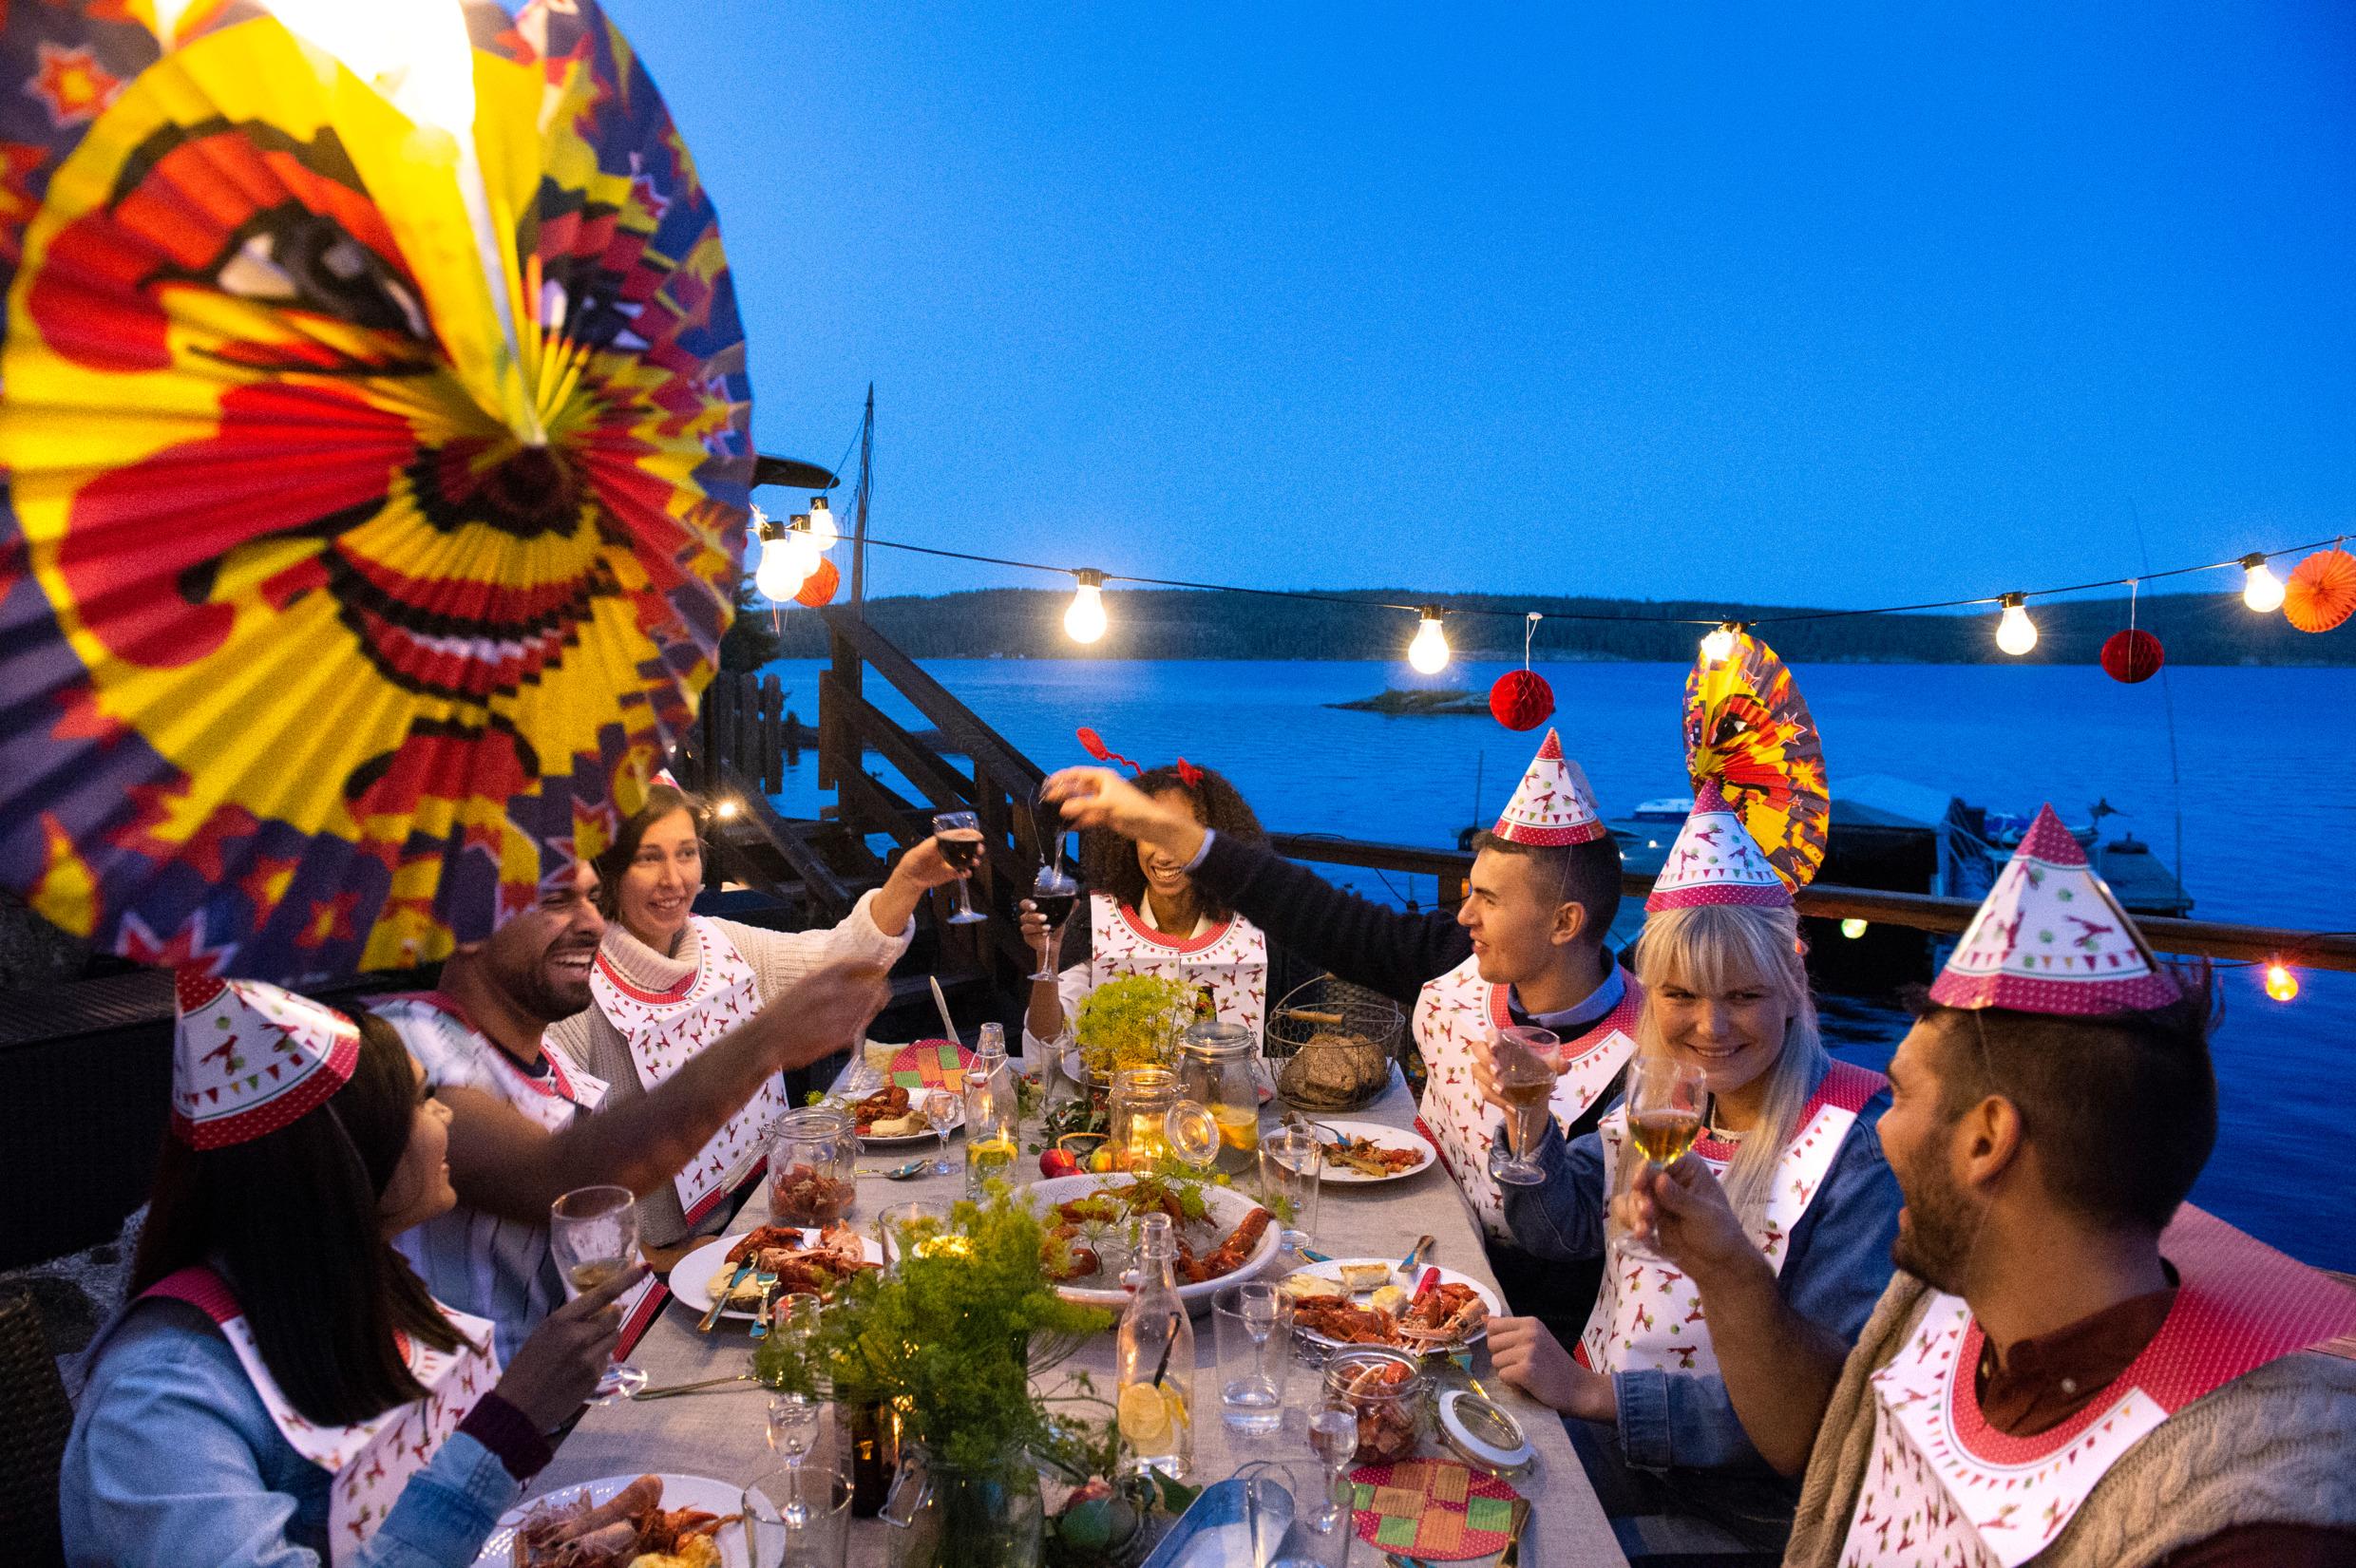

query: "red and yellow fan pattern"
left=1682, top=631, right=1830, bottom=891
left=0, top=1, right=750, bottom=981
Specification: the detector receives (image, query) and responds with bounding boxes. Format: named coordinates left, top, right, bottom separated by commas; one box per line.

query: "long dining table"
left=520, top=1058, right=1626, bottom=1567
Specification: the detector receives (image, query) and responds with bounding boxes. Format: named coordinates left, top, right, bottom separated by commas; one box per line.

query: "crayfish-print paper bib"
left=1578, top=1060, right=1883, bottom=1376
left=1089, top=894, right=1269, bottom=1038
left=1410, top=955, right=1642, bottom=1239
left=1838, top=1207, right=2356, bottom=1568
left=141, top=1267, right=501, bottom=1565
left=590, top=916, right=779, bottom=1225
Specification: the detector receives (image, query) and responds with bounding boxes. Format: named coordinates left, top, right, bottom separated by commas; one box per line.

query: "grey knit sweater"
left=545, top=894, right=912, bottom=1247
left=1784, top=1270, right=2356, bottom=1568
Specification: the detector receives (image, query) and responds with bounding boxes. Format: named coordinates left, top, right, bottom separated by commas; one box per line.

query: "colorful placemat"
left=885, top=1040, right=975, bottom=1091
left=1350, top=1458, right=1521, bottom=1560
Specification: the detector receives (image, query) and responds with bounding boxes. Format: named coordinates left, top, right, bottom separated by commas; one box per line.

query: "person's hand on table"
left=1624, top=1153, right=1754, bottom=1286
left=1040, top=767, right=1206, bottom=861
left=495, top=1262, right=648, bottom=1430
left=1489, top=1315, right=1614, bottom=1422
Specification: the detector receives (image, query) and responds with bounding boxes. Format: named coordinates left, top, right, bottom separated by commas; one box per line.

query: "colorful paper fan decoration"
left=0, top=2, right=750, bottom=983
left=794, top=557, right=842, bottom=608
left=2284, top=547, right=2356, bottom=633
left=1682, top=631, right=1829, bottom=892
left=2100, top=628, right=2165, bottom=684
left=884, top=1040, right=977, bottom=1091
left=1487, top=669, right=1554, bottom=730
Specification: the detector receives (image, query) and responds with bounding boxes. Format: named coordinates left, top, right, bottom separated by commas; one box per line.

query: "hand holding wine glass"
left=547, top=1184, right=649, bottom=1401
left=1023, top=862, right=1078, bottom=983
left=1484, top=1026, right=1562, bottom=1187
left=1611, top=1055, right=1708, bottom=1261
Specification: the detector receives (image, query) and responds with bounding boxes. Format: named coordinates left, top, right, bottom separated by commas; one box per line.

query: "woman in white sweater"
left=547, top=780, right=960, bottom=1262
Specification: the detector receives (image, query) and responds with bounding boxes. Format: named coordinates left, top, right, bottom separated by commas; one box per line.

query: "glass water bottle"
left=1114, top=1212, right=1195, bottom=1480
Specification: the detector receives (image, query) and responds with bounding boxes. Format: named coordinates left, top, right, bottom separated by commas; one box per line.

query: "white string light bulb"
left=1994, top=593, right=2038, bottom=655
left=808, top=496, right=840, bottom=551
left=1700, top=621, right=1739, bottom=663
left=2239, top=553, right=2285, bottom=613
left=1408, top=608, right=1451, bottom=673
left=1064, top=570, right=1109, bottom=643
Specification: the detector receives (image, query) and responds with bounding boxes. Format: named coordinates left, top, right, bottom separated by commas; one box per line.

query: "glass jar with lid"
left=1175, top=1021, right=1261, bottom=1171
left=1320, top=1347, right=1428, bottom=1465
left=768, top=1105, right=858, bottom=1224
left=1107, top=1067, right=1177, bottom=1170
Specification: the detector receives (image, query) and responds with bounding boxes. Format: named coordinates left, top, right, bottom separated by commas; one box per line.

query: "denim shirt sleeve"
left=1495, top=1113, right=1611, bottom=1261
left=63, top=1307, right=520, bottom=1568
left=1610, top=1097, right=1903, bottom=1471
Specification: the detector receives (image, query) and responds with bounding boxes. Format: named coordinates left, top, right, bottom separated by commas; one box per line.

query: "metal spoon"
left=863, top=1158, right=932, bottom=1181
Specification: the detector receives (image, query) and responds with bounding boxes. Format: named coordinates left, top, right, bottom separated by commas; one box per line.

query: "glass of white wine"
left=547, top=1184, right=648, bottom=1401
left=1616, top=1055, right=1708, bottom=1262
left=1486, top=1026, right=1562, bottom=1186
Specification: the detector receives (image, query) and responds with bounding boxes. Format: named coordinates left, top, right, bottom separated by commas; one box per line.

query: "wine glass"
left=922, top=1088, right=960, bottom=1176
left=547, top=1185, right=648, bottom=1401
left=1027, top=862, right=1079, bottom=982
left=1305, top=1406, right=1358, bottom=1537
left=1485, top=1026, right=1562, bottom=1187
left=1615, top=1055, right=1709, bottom=1262
left=932, top=810, right=989, bottom=926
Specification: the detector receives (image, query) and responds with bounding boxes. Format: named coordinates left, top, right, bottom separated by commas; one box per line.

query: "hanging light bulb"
left=1407, top=607, right=1452, bottom=673
left=1839, top=918, right=1868, bottom=940
left=2264, top=960, right=2299, bottom=1003
left=2239, top=553, right=2286, bottom=614
left=808, top=496, right=840, bottom=551
left=1064, top=570, right=1109, bottom=643
left=753, top=517, right=819, bottom=600
left=1700, top=621, right=1740, bottom=663
left=1994, top=593, right=2038, bottom=656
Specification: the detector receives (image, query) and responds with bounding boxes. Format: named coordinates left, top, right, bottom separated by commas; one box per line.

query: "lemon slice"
left=1118, top=1382, right=1177, bottom=1448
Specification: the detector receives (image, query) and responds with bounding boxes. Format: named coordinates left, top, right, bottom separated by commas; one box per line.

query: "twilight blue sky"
left=603, top=2, right=2356, bottom=607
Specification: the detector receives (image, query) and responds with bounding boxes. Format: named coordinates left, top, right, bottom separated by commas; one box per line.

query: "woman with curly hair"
left=1019, top=752, right=1270, bottom=1062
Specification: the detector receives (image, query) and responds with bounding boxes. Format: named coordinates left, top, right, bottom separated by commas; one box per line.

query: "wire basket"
left=1264, top=973, right=1405, bottom=1112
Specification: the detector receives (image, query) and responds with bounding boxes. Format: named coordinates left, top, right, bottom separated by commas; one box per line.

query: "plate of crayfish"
left=1026, top=1172, right=1282, bottom=1313
left=1282, top=1260, right=1498, bottom=1352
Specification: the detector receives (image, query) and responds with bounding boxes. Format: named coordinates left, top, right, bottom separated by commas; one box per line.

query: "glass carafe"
left=768, top=1105, right=858, bottom=1226
left=1114, top=1212, right=1196, bottom=1480
left=1176, top=1021, right=1261, bottom=1171
left=1107, top=1067, right=1177, bottom=1171
left=963, top=1024, right=1019, bottom=1195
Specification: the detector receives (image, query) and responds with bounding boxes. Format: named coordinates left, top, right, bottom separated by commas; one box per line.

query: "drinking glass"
left=922, top=1088, right=960, bottom=1176
left=1214, top=1282, right=1292, bottom=1434
left=546, top=1184, right=647, bottom=1400
left=1304, top=1406, right=1358, bottom=1540
left=932, top=810, right=989, bottom=926
left=1258, top=1123, right=1322, bottom=1262
left=1485, top=1025, right=1562, bottom=1187
left=1232, top=1461, right=1320, bottom=1568
left=767, top=1295, right=827, bottom=1492
left=1027, top=862, right=1079, bottom=981
left=745, top=1463, right=853, bottom=1568
left=1614, top=1055, right=1709, bottom=1262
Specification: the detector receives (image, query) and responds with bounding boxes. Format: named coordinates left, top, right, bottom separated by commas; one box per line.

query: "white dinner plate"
left=1283, top=1257, right=1502, bottom=1351
left=1299, top=1119, right=1436, bottom=1185
left=1023, top=1173, right=1282, bottom=1312
left=477, top=1472, right=747, bottom=1566
left=667, top=1228, right=884, bottom=1324
left=857, top=1096, right=963, bottom=1144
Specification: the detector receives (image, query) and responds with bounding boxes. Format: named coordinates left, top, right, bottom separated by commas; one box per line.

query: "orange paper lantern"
left=2283, top=548, right=2356, bottom=633
left=794, top=558, right=841, bottom=608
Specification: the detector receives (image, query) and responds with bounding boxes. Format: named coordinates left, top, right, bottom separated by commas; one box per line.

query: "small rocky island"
left=1325, top=687, right=1492, bottom=715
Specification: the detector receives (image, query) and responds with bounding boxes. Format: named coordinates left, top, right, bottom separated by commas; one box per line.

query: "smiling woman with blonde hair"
left=1472, top=786, right=1900, bottom=1558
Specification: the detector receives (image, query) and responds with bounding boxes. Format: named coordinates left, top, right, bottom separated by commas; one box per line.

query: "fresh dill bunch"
left=1072, top=974, right=1200, bottom=1077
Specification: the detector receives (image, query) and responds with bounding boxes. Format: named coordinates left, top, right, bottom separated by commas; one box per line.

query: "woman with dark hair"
left=547, top=773, right=961, bottom=1261
left=1019, top=751, right=1270, bottom=1061
left=62, top=978, right=639, bottom=1567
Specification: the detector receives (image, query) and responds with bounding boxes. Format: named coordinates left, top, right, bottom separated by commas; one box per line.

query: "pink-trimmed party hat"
left=1644, top=782, right=1792, bottom=912
left=1491, top=729, right=1608, bottom=846
left=171, top=969, right=362, bottom=1149
left=1928, top=804, right=2181, bottom=1014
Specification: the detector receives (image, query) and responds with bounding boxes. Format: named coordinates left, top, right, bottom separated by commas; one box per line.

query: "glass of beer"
left=1616, top=1055, right=1708, bottom=1260
left=1486, top=1025, right=1562, bottom=1186
left=548, top=1184, right=648, bottom=1401
left=932, top=810, right=989, bottom=925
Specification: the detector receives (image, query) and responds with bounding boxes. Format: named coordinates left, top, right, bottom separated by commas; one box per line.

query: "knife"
left=1396, top=1234, right=1434, bottom=1284
left=698, top=1256, right=754, bottom=1332
left=746, top=1274, right=778, bottom=1338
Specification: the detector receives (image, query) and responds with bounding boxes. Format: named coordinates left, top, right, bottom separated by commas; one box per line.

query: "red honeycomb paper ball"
left=794, top=558, right=841, bottom=608
left=2100, top=628, right=2163, bottom=684
left=1489, top=669, right=1554, bottom=729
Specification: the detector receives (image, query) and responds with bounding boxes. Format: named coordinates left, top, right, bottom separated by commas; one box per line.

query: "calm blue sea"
left=756, top=655, right=2355, bottom=1270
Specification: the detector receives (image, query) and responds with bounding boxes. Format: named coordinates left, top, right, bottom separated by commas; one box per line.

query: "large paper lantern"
left=795, top=558, right=842, bottom=608
left=1488, top=670, right=1554, bottom=730
left=2284, top=548, right=2356, bottom=633
left=2100, top=629, right=2165, bottom=684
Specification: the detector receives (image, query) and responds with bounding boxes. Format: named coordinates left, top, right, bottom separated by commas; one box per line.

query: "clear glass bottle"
left=1114, top=1212, right=1195, bottom=1480
left=963, top=1023, right=1019, bottom=1195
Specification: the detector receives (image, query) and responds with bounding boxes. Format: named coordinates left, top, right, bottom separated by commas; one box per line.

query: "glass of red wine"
left=932, top=810, right=990, bottom=926
left=1028, top=862, right=1079, bottom=981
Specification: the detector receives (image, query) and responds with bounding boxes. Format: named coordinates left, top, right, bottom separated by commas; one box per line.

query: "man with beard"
left=380, top=860, right=888, bottom=1359
left=1623, top=807, right=2356, bottom=1566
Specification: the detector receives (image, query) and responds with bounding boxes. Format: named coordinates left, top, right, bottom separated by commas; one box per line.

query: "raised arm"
left=442, top=961, right=887, bottom=1223
left=1627, top=1154, right=1854, bottom=1476
left=1044, top=766, right=1469, bottom=1004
